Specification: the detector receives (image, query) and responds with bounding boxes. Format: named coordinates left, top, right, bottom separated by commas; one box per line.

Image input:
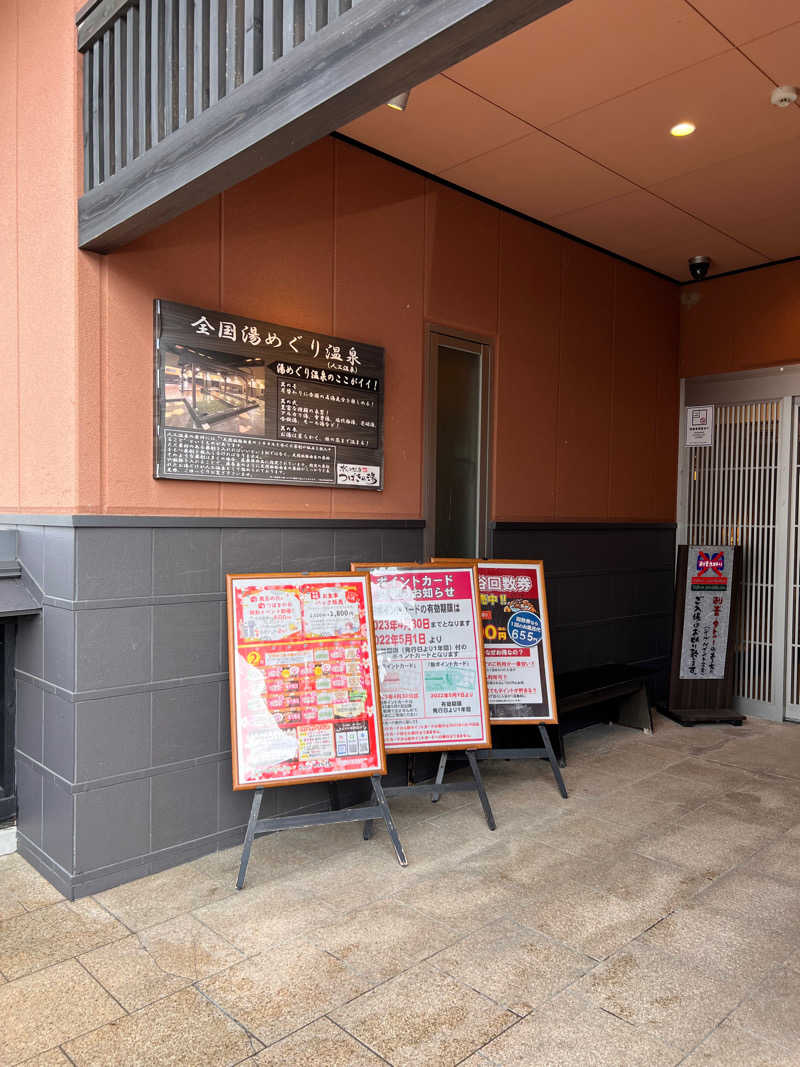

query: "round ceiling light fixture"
left=670, top=121, right=696, bottom=137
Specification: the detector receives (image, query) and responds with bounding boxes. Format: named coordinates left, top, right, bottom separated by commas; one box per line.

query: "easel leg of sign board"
left=538, top=724, right=569, bottom=799
left=371, top=775, right=408, bottom=867
left=466, top=750, right=496, bottom=830
left=430, top=752, right=448, bottom=804
left=236, top=788, right=264, bottom=891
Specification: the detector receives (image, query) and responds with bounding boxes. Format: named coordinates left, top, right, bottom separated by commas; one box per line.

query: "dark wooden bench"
left=553, top=664, right=654, bottom=765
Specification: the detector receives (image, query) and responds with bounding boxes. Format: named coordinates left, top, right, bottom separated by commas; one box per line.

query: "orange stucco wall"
left=680, top=259, right=800, bottom=379
left=91, top=140, right=680, bottom=522
left=0, top=0, right=85, bottom=512
left=2, top=0, right=681, bottom=522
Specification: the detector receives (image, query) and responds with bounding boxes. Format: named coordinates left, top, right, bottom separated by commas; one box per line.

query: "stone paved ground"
left=1, top=712, right=800, bottom=1065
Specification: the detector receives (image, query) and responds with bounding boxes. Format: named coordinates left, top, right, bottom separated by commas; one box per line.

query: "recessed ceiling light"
left=670, top=121, right=696, bottom=137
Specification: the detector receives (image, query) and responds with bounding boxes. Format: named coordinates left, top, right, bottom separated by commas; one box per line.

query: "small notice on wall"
left=226, top=572, right=386, bottom=789
left=154, top=300, right=384, bottom=490
left=686, top=405, right=714, bottom=447
left=678, top=546, right=733, bottom=680
left=353, top=564, right=492, bottom=752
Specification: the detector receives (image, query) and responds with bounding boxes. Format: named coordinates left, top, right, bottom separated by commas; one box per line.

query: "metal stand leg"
left=362, top=816, right=374, bottom=841
left=431, top=752, right=448, bottom=803
left=466, top=750, right=496, bottom=830
left=236, top=788, right=264, bottom=890
left=538, top=724, right=568, bottom=799
left=371, top=776, right=407, bottom=866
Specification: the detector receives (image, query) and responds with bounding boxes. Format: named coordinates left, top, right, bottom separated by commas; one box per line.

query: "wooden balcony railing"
left=75, top=0, right=567, bottom=251
left=77, top=0, right=366, bottom=193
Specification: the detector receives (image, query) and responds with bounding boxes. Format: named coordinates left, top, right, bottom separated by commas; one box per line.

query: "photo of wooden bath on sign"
left=226, top=572, right=386, bottom=789
left=351, top=563, right=492, bottom=753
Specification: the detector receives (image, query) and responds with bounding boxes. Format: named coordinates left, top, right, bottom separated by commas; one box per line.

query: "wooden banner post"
left=226, top=571, right=406, bottom=889
left=433, top=558, right=567, bottom=799
left=353, top=563, right=497, bottom=833
left=665, top=545, right=743, bottom=726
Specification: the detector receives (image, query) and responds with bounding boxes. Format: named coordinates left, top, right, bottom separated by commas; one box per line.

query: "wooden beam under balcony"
left=77, top=0, right=569, bottom=252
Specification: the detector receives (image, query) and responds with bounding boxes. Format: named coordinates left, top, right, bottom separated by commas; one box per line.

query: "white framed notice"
left=686, top=405, right=714, bottom=447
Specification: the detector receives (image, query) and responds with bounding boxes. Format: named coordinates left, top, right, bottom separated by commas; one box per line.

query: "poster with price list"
left=434, top=559, right=557, bottom=725
left=352, top=563, right=491, bottom=752
left=226, top=572, right=386, bottom=789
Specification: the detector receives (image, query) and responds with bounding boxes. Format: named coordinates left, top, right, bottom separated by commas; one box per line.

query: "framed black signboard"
left=154, top=300, right=384, bottom=490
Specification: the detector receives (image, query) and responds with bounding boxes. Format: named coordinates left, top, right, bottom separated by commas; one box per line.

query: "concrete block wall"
left=12, top=518, right=423, bottom=898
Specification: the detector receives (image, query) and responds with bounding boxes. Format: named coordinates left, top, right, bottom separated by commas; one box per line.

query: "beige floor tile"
left=553, top=766, right=622, bottom=800
left=661, top=758, right=763, bottom=790
left=94, top=864, right=235, bottom=932
left=330, top=963, right=516, bottom=1067
left=691, top=870, right=800, bottom=936
left=429, top=918, right=595, bottom=1014
left=508, top=879, right=666, bottom=961
left=18, top=1050, right=73, bottom=1065
left=527, top=810, right=643, bottom=858
left=576, top=941, right=745, bottom=1052
left=0, top=899, right=126, bottom=980
left=591, top=851, right=711, bottom=913
left=711, top=776, right=800, bottom=830
left=681, top=1020, right=799, bottom=1066
left=641, top=904, right=793, bottom=986
left=741, top=834, right=800, bottom=883
left=636, top=803, right=779, bottom=879
left=0, top=959, right=123, bottom=1064
left=727, top=965, right=800, bottom=1047
left=193, top=881, right=336, bottom=954
left=198, top=940, right=372, bottom=1045
left=480, top=989, right=681, bottom=1066
left=63, top=986, right=258, bottom=1066
left=570, top=793, right=692, bottom=831
left=255, top=1018, right=384, bottom=1065
left=308, top=899, right=460, bottom=983
left=393, top=866, right=516, bottom=930
left=569, top=744, right=685, bottom=780
left=140, top=913, right=244, bottom=980
left=702, top=734, right=800, bottom=780
left=79, top=934, right=190, bottom=1012
left=189, top=833, right=313, bottom=890
left=0, top=856, right=64, bottom=921
left=620, top=770, right=720, bottom=807
left=469, top=837, right=597, bottom=892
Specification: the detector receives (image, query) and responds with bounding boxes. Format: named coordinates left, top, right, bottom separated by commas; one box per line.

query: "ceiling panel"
left=649, top=137, right=800, bottom=250
left=547, top=190, right=738, bottom=258
left=440, top=131, right=635, bottom=220
left=547, top=49, right=800, bottom=187
left=688, top=0, right=799, bottom=44
left=446, top=0, right=729, bottom=128
left=741, top=20, right=800, bottom=84
left=339, top=75, right=530, bottom=176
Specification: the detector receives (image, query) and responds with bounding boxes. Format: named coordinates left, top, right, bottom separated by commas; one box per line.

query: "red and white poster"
left=476, top=561, right=557, bottom=724
left=226, top=573, right=386, bottom=789
left=359, top=565, right=491, bottom=752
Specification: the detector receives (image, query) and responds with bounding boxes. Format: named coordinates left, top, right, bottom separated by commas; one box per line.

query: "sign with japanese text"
left=686, top=405, right=714, bottom=447
left=226, top=572, right=386, bottom=789
left=678, top=545, right=733, bottom=680
left=352, top=564, right=492, bottom=752
left=154, top=300, right=384, bottom=489
left=434, top=559, right=557, bottom=724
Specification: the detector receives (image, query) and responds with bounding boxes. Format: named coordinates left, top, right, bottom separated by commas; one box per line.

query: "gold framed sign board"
left=433, top=559, right=558, bottom=725
left=226, top=571, right=386, bottom=789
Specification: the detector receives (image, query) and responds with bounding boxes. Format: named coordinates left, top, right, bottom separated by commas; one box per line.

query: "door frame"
left=423, top=324, right=493, bottom=563
left=679, top=366, right=797, bottom=721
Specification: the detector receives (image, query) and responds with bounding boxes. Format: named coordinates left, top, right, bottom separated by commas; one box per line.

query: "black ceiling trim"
left=332, top=132, right=679, bottom=286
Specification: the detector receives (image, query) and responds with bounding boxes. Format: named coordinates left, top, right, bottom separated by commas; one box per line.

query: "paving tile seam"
left=192, top=983, right=267, bottom=1057
left=187, top=908, right=254, bottom=961
left=73, top=954, right=130, bottom=1018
